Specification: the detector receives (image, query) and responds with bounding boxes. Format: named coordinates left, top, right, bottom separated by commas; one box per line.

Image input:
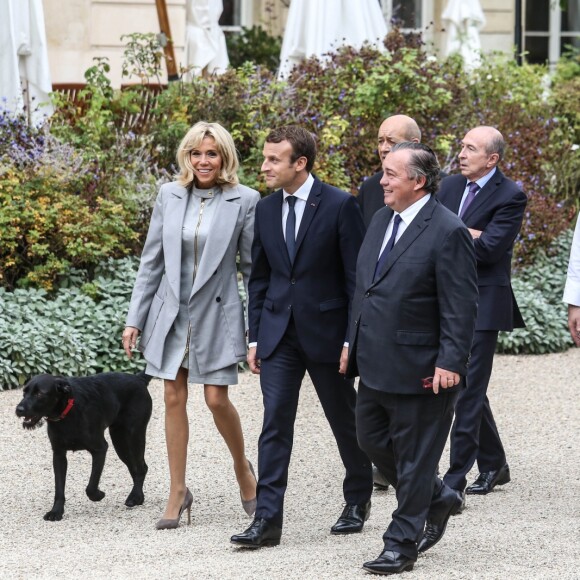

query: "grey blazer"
left=125, top=181, right=260, bottom=374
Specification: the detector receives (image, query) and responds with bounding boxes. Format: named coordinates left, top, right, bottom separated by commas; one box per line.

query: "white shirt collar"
left=283, top=173, right=314, bottom=202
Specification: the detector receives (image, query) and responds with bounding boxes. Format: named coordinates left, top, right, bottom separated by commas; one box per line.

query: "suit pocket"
left=319, top=297, right=348, bottom=312
left=222, top=301, right=247, bottom=357
left=140, top=294, right=164, bottom=348
left=264, top=298, right=275, bottom=312
left=395, top=330, right=439, bottom=346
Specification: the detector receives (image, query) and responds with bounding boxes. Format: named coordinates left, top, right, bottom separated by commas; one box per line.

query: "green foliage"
left=121, top=32, right=165, bottom=84
left=497, top=230, right=574, bottom=354
left=0, top=258, right=143, bottom=389
left=225, top=26, right=282, bottom=72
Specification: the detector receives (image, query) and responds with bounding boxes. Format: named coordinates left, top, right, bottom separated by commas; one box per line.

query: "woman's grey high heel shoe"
left=241, top=461, right=257, bottom=517
left=155, top=488, right=193, bottom=530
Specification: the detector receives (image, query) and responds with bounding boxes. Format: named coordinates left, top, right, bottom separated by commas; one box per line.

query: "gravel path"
left=1, top=351, right=579, bottom=579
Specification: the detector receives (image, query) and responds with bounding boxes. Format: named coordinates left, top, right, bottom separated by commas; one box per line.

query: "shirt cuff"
left=248, top=342, right=258, bottom=348
left=563, top=278, right=580, bottom=307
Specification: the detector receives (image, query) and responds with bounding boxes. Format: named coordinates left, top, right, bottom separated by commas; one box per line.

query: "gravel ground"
left=1, top=350, right=579, bottom=580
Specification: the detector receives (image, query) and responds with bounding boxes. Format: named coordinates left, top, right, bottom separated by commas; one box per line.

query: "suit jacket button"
left=216, top=297, right=221, bottom=302
left=290, top=279, right=296, bottom=284
left=287, top=305, right=292, bottom=310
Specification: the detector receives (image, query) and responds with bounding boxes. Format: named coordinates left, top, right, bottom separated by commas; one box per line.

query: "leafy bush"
left=225, top=26, right=282, bottom=72
left=0, top=258, right=143, bottom=390
left=497, top=229, right=574, bottom=354
left=0, top=94, right=159, bottom=290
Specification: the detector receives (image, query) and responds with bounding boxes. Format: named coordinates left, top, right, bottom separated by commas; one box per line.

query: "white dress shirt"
left=563, top=218, right=580, bottom=307
left=379, top=194, right=432, bottom=256
left=282, top=173, right=314, bottom=240
left=457, top=166, right=496, bottom=216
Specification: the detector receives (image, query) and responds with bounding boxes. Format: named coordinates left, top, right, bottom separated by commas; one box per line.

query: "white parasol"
left=442, top=0, right=486, bottom=70
left=278, top=0, right=388, bottom=79
left=184, top=0, right=230, bottom=77
left=0, top=0, right=53, bottom=125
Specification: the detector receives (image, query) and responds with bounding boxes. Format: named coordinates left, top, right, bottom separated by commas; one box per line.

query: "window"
left=524, top=1, right=580, bottom=65
left=219, top=0, right=253, bottom=31
left=380, top=0, right=433, bottom=33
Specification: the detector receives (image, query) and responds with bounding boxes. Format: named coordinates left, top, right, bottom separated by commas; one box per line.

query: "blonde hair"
left=175, top=121, right=240, bottom=187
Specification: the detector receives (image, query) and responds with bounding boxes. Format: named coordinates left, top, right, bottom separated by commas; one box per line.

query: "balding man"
left=357, top=115, right=422, bottom=228
left=418, top=127, right=527, bottom=554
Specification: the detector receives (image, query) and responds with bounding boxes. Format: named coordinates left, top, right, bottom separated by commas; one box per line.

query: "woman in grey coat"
left=122, top=122, right=260, bottom=529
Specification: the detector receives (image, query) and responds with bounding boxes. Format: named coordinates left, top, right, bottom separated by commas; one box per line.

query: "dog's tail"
left=136, top=370, right=154, bottom=387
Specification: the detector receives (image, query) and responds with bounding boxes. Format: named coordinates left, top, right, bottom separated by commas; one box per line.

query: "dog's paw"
left=86, top=488, right=105, bottom=502
left=125, top=491, right=144, bottom=507
left=44, top=510, right=64, bottom=521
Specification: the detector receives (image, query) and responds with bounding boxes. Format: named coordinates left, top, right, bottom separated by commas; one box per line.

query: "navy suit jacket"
left=347, top=196, right=478, bottom=394
left=248, top=177, right=366, bottom=363
left=437, top=170, right=527, bottom=331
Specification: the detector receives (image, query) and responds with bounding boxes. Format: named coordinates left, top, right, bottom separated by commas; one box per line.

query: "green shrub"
left=497, top=229, right=574, bottom=354
left=225, top=26, right=282, bottom=72
left=0, top=104, right=159, bottom=290
left=0, top=258, right=143, bottom=389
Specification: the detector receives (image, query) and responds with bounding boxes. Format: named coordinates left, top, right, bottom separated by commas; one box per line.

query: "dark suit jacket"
left=248, top=177, right=365, bottom=363
left=347, top=196, right=478, bottom=394
left=357, top=169, right=448, bottom=228
left=437, top=170, right=527, bottom=331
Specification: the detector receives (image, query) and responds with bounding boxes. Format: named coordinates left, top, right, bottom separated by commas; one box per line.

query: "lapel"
left=265, top=189, right=289, bottom=268
left=162, top=183, right=189, bottom=300
left=461, top=169, right=503, bottom=222
left=293, top=177, right=322, bottom=264
left=371, top=196, right=436, bottom=286
left=362, top=207, right=393, bottom=287
left=191, top=185, right=241, bottom=296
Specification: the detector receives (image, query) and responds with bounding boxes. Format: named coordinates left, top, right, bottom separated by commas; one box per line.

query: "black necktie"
left=285, top=195, right=297, bottom=261
left=460, top=182, right=480, bottom=218
left=373, top=214, right=402, bottom=282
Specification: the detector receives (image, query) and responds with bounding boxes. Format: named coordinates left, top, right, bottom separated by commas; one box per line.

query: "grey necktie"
left=460, top=182, right=480, bottom=218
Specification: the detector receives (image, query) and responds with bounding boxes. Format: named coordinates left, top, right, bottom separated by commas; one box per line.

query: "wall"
left=45, top=0, right=186, bottom=86
left=43, top=0, right=516, bottom=87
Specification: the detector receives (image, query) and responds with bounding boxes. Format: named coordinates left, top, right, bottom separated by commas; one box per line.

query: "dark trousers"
left=255, top=320, right=372, bottom=528
left=356, top=381, right=458, bottom=560
left=443, top=330, right=506, bottom=491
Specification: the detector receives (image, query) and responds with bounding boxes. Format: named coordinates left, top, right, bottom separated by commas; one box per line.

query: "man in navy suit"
left=347, top=142, right=478, bottom=574
left=231, top=126, right=373, bottom=549
left=357, top=114, right=422, bottom=228
left=433, top=126, right=527, bottom=508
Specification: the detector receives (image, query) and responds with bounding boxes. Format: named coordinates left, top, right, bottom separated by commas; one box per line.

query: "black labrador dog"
left=15, top=371, right=153, bottom=521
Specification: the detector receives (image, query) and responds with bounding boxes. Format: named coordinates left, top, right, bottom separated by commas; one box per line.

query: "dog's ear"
left=54, top=379, right=72, bottom=396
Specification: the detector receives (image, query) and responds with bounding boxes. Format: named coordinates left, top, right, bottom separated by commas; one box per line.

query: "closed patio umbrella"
left=0, top=0, right=53, bottom=125
left=184, top=0, right=229, bottom=77
left=278, top=0, right=387, bottom=79
left=442, top=0, right=486, bottom=70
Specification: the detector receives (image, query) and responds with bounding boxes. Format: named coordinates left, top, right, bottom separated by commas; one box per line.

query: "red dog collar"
left=47, top=398, right=75, bottom=422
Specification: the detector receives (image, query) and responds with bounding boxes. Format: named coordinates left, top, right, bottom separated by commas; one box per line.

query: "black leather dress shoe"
left=230, top=518, right=282, bottom=548
left=331, top=500, right=371, bottom=534
left=372, top=465, right=391, bottom=491
left=418, top=489, right=463, bottom=553
left=465, top=464, right=510, bottom=495
left=363, top=550, right=415, bottom=575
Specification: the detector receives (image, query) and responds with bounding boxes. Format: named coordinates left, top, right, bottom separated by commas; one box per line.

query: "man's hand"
left=432, top=367, right=460, bottom=394
left=339, top=346, right=349, bottom=375
left=468, top=228, right=483, bottom=240
left=248, top=346, right=261, bottom=374
left=568, top=305, right=580, bottom=347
